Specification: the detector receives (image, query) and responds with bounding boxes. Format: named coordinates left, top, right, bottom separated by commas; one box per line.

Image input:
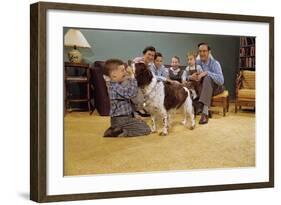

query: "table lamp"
left=64, top=29, right=91, bottom=63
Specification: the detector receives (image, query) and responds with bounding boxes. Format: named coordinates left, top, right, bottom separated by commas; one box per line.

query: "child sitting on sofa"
left=181, top=52, right=204, bottom=114
left=168, top=56, right=184, bottom=83
left=103, top=59, right=151, bottom=137
left=181, top=52, right=203, bottom=83
left=150, top=52, right=169, bottom=82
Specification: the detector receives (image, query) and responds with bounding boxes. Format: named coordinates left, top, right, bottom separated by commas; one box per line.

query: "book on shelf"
left=239, top=57, right=255, bottom=68
left=239, top=37, right=256, bottom=70
left=240, top=47, right=255, bottom=57
left=240, top=37, right=255, bottom=46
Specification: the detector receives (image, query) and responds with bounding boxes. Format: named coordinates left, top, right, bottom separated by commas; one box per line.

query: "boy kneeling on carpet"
left=103, top=59, right=151, bottom=137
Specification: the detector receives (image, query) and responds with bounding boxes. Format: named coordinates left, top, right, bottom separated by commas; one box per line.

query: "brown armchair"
left=211, top=90, right=229, bottom=116
left=235, top=70, right=255, bottom=112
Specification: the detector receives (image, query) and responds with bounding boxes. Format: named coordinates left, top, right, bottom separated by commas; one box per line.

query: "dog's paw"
left=181, top=120, right=187, bottom=126
left=159, top=131, right=168, bottom=136
left=150, top=125, right=157, bottom=133
left=151, top=128, right=157, bottom=133
left=189, top=124, right=195, bottom=130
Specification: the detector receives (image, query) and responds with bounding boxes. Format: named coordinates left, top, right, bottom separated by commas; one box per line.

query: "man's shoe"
left=199, top=114, right=209, bottom=124
left=103, top=127, right=123, bottom=137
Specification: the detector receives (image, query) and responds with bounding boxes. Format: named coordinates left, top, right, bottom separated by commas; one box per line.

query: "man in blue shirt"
left=195, top=43, right=225, bottom=124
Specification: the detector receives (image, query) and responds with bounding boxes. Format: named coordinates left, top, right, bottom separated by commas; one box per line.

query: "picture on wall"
left=63, top=28, right=256, bottom=176
left=30, top=2, right=274, bottom=202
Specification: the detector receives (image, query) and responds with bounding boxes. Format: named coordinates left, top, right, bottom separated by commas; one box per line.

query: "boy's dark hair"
left=154, top=52, right=162, bottom=60
left=172, top=56, right=180, bottom=62
left=142, top=46, right=156, bottom=55
left=104, top=59, right=124, bottom=76
left=198, top=42, right=211, bottom=51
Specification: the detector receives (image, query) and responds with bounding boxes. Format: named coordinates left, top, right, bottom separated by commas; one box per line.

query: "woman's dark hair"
left=154, top=52, right=162, bottom=60
left=198, top=42, right=211, bottom=51
left=142, top=46, right=156, bottom=54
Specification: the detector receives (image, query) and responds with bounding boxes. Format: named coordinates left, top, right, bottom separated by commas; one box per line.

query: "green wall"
left=64, top=28, right=240, bottom=99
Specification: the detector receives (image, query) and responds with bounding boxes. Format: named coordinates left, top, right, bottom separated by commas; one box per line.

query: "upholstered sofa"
left=90, top=61, right=229, bottom=116
left=90, top=61, right=110, bottom=116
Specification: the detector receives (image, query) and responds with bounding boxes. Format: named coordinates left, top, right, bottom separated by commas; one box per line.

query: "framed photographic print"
left=30, top=1, right=274, bottom=202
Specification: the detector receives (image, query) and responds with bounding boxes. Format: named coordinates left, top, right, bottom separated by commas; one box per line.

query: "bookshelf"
left=239, top=37, right=256, bottom=70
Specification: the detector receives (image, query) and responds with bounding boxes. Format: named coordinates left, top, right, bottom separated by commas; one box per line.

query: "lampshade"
left=64, top=29, right=91, bottom=48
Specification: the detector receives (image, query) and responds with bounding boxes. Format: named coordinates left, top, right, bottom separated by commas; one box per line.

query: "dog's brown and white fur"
left=134, top=63, right=195, bottom=136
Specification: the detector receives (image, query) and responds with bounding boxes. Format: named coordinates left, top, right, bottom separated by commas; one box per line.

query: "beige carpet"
left=64, top=104, right=255, bottom=176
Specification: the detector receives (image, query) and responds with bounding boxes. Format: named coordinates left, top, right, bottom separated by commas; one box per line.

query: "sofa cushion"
left=238, top=88, right=255, bottom=99
left=212, top=90, right=229, bottom=99
left=242, top=70, right=255, bottom=89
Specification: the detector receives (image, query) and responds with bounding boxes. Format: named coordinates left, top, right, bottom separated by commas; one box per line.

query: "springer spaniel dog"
left=134, top=63, right=196, bottom=136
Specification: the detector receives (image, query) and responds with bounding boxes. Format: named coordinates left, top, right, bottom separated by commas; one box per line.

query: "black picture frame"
left=30, top=1, right=274, bottom=202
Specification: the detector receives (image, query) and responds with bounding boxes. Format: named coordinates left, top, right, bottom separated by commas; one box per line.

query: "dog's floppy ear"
left=182, top=82, right=197, bottom=100
left=134, top=63, right=153, bottom=88
left=189, top=88, right=197, bottom=100
left=134, top=63, right=149, bottom=76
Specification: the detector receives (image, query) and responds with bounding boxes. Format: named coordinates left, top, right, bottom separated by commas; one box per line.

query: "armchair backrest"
left=242, top=70, right=255, bottom=89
